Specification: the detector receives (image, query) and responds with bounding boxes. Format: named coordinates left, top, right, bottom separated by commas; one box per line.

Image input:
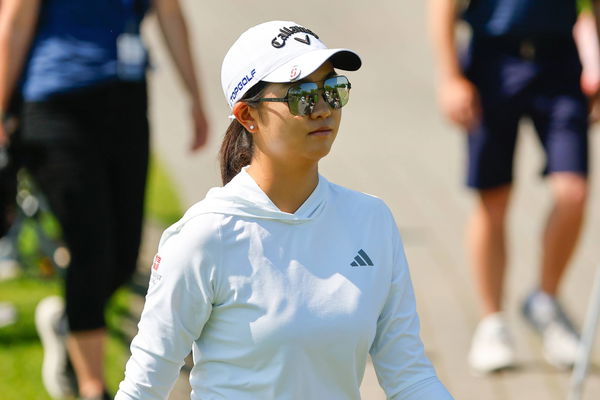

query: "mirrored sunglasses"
left=247, top=75, right=351, bottom=116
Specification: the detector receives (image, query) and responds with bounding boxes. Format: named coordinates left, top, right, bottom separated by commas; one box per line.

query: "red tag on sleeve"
left=152, top=254, right=162, bottom=271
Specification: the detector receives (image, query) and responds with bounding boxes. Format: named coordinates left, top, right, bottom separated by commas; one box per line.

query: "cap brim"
left=262, top=48, right=362, bottom=83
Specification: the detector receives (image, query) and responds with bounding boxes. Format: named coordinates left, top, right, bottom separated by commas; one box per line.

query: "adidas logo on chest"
left=350, top=249, right=373, bottom=267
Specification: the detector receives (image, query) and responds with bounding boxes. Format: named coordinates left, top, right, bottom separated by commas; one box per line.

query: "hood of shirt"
left=159, top=168, right=328, bottom=248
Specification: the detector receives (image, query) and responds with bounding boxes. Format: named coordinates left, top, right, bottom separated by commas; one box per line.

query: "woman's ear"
left=232, top=102, right=258, bottom=132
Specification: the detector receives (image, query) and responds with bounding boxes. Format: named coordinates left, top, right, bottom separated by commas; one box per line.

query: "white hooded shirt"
left=116, top=168, right=453, bottom=400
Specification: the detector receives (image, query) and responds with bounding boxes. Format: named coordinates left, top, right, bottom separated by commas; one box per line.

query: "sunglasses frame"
left=245, top=75, right=351, bottom=116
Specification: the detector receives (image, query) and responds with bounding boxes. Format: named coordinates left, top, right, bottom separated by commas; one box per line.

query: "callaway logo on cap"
left=221, top=20, right=362, bottom=108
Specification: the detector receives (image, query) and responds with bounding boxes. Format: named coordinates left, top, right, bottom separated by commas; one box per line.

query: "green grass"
left=0, top=154, right=183, bottom=399
left=0, top=278, right=60, bottom=400
left=579, top=0, right=592, bottom=12
left=0, top=280, right=130, bottom=399
left=145, top=154, right=184, bottom=227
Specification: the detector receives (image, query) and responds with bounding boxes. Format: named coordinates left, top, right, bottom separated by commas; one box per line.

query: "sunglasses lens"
left=323, top=76, right=351, bottom=110
left=288, top=83, right=319, bottom=116
left=285, top=76, right=351, bottom=116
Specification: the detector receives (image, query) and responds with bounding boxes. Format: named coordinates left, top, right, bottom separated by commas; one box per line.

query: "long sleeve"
left=369, top=220, right=453, bottom=400
left=115, top=217, right=220, bottom=400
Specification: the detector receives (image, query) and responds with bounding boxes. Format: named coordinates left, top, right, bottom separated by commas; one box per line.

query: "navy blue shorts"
left=463, top=35, right=589, bottom=189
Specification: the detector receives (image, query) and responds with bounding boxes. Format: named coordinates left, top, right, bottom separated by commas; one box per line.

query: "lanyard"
left=122, top=0, right=145, bottom=33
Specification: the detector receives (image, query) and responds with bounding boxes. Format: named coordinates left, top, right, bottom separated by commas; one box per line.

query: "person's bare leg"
left=468, top=185, right=512, bottom=316
left=540, top=172, right=587, bottom=296
left=67, top=328, right=106, bottom=398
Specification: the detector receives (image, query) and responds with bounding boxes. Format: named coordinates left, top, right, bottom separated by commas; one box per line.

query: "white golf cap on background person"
left=221, top=20, right=362, bottom=108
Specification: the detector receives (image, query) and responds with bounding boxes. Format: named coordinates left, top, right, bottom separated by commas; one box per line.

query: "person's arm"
left=0, top=0, right=40, bottom=146
left=583, top=1, right=600, bottom=121
left=369, top=207, right=454, bottom=400
left=574, top=11, right=600, bottom=96
left=115, top=217, right=219, bottom=400
left=153, top=0, right=208, bottom=151
left=428, top=0, right=480, bottom=131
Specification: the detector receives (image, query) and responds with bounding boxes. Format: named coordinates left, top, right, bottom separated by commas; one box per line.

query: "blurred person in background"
left=0, top=78, right=20, bottom=283
left=0, top=0, right=209, bottom=399
left=429, top=0, right=600, bottom=374
left=0, top=0, right=22, bottom=328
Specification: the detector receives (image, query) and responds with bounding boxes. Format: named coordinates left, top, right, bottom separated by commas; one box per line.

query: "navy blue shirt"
left=463, top=0, right=578, bottom=38
left=21, top=0, right=150, bottom=101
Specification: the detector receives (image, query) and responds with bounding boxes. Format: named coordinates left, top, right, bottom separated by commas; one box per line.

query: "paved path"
left=136, top=1, right=600, bottom=398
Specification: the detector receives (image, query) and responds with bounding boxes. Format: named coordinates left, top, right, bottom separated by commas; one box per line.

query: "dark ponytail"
left=219, top=120, right=253, bottom=185
left=219, top=81, right=269, bottom=185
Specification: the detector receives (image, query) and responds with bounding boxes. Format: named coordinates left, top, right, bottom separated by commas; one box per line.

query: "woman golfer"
left=116, top=20, right=453, bottom=400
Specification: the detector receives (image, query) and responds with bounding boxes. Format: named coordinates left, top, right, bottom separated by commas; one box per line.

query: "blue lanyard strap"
left=122, top=0, right=146, bottom=33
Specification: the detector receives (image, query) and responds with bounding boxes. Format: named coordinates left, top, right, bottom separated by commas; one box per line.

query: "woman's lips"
left=308, top=127, right=333, bottom=136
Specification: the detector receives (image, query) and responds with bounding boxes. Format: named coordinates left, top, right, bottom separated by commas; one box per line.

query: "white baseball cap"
left=221, top=20, right=362, bottom=108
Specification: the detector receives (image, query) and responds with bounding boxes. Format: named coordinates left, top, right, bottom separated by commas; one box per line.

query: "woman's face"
left=249, top=62, right=342, bottom=168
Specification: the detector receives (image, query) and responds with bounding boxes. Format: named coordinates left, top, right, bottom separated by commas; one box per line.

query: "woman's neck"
left=246, top=159, right=319, bottom=214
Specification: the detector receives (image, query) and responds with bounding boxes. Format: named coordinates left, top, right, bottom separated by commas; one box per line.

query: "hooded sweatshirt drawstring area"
left=116, top=168, right=452, bottom=400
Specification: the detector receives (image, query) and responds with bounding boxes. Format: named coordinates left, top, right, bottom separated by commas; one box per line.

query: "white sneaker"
left=0, top=236, right=20, bottom=281
left=0, top=302, right=17, bottom=328
left=522, top=290, right=579, bottom=369
left=35, top=296, right=77, bottom=399
left=469, top=313, right=517, bottom=374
